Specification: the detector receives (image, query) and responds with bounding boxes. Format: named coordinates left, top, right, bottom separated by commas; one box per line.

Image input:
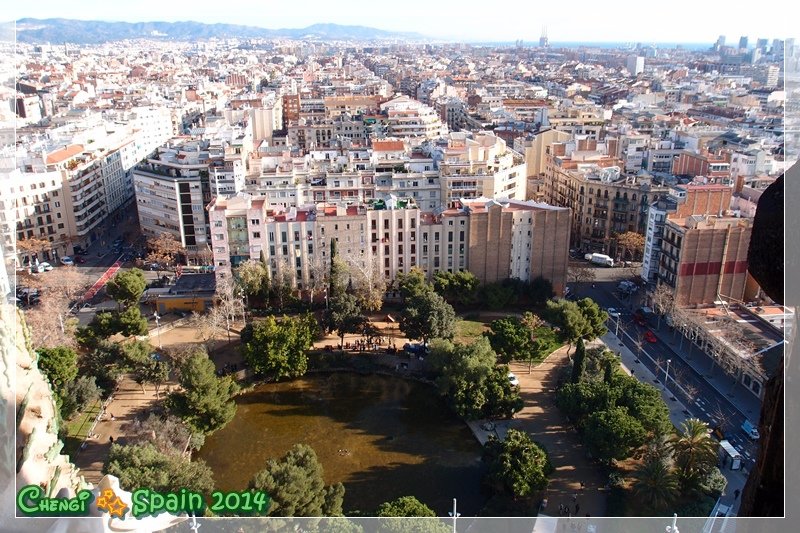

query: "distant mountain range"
left=14, top=18, right=428, bottom=44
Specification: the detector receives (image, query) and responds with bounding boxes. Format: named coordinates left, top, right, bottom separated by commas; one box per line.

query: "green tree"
left=583, top=407, right=647, bottom=462
left=249, top=443, right=344, bottom=516
left=556, top=380, right=617, bottom=423
left=570, top=338, right=587, bottom=383
left=325, top=294, right=367, bottom=348
left=400, top=290, right=455, bottom=344
left=116, top=306, right=149, bottom=337
left=527, top=276, right=554, bottom=306
left=103, top=443, right=214, bottom=494
left=242, top=314, right=315, bottom=379
left=376, top=496, right=436, bottom=517
left=616, top=378, right=672, bottom=438
left=483, top=429, right=552, bottom=498
left=633, top=458, right=678, bottom=511
left=668, top=418, right=719, bottom=492
left=431, top=338, right=521, bottom=420
left=576, top=297, right=609, bottom=339
left=396, top=267, right=429, bottom=300
left=546, top=298, right=607, bottom=353
left=36, top=346, right=78, bottom=392
left=487, top=317, right=534, bottom=364
left=481, top=282, right=517, bottom=310
left=484, top=365, right=524, bottom=419
left=432, top=270, right=479, bottom=307
left=166, top=352, right=239, bottom=435
left=133, top=358, right=171, bottom=397
left=105, top=268, right=147, bottom=308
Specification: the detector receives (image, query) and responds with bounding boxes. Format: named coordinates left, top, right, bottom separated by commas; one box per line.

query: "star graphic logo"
left=96, top=488, right=128, bottom=519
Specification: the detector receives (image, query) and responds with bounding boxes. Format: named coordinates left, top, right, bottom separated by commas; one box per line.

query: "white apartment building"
left=133, top=140, right=210, bottom=249
left=380, top=96, right=444, bottom=139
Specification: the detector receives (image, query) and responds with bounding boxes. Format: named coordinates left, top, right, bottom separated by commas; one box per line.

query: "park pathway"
left=508, top=345, right=608, bottom=518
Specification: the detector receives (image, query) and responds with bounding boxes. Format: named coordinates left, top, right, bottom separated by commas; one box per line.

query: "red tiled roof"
left=372, top=140, right=405, bottom=152
left=45, top=144, right=84, bottom=165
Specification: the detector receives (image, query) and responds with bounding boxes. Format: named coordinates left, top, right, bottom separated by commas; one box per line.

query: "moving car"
left=60, top=256, right=74, bottom=266
left=644, top=330, right=657, bottom=343
left=606, top=307, right=621, bottom=318
left=508, top=372, right=519, bottom=387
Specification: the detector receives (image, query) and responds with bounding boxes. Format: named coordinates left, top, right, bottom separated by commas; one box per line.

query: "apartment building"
left=133, top=139, right=211, bottom=249
left=380, top=95, right=444, bottom=139
left=438, top=132, right=527, bottom=205
left=641, top=183, right=733, bottom=282
left=672, top=150, right=731, bottom=179
left=658, top=215, right=752, bottom=306
left=545, top=145, right=667, bottom=255
left=208, top=195, right=570, bottom=294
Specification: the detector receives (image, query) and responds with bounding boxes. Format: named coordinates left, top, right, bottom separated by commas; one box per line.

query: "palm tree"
left=667, top=418, right=718, bottom=490
left=633, top=458, right=678, bottom=511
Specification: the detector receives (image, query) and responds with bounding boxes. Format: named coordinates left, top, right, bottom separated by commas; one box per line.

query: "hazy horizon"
left=8, top=0, right=793, bottom=44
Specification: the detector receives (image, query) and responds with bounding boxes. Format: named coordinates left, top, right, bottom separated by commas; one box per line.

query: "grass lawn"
left=62, top=400, right=102, bottom=458
left=455, top=318, right=489, bottom=344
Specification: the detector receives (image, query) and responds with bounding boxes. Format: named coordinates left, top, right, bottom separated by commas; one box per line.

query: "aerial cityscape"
left=0, top=5, right=792, bottom=531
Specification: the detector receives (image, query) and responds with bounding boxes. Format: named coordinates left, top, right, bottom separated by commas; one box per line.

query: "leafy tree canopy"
left=242, top=314, right=316, bottom=379
left=103, top=442, right=214, bottom=494
left=166, top=352, right=239, bottom=435
left=249, top=443, right=344, bottom=517
left=483, top=429, right=552, bottom=498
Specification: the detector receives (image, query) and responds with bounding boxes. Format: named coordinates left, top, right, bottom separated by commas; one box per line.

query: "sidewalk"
left=650, top=324, right=762, bottom=420
left=599, top=331, right=749, bottom=516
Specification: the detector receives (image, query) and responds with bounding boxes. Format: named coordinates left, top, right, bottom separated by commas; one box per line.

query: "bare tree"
left=17, top=236, right=52, bottom=263
left=189, top=245, right=214, bottom=266
left=146, top=232, right=185, bottom=274
left=216, top=275, right=245, bottom=343
left=616, top=231, right=646, bottom=261
left=272, top=256, right=295, bottom=312
left=568, top=265, right=596, bottom=284
left=190, top=307, right=226, bottom=352
left=650, top=282, right=675, bottom=329
left=345, top=255, right=386, bottom=313
left=306, top=253, right=329, bottom=308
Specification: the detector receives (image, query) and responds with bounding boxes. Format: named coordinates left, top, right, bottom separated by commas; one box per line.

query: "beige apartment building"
left=208, top=194, right=570, bottom=295
left=659, top=215, right=752, bottom=307
left=545, top=142, right=668, bottom=255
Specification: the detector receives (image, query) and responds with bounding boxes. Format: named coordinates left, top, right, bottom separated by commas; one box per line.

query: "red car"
left=644, top=330, right=657, bottom=343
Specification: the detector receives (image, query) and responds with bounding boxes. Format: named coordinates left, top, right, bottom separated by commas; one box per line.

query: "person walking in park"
left=734, top=489, right=741, bottom=500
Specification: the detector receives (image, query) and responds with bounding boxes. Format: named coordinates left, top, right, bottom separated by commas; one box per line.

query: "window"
left=384, top=220, right=389, bottom=230
left=251, top=219, right=260, bottom=225
left=215, top=233, right=224, bottom=240
left=214, top=220, right=223, bottom=227
left=398, top=219, right=403, bottom=229
left=411, top=219, right=416, bottom=229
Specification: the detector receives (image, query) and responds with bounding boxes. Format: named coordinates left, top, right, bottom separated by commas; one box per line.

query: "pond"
left=196, top=372, right=487, bottom=515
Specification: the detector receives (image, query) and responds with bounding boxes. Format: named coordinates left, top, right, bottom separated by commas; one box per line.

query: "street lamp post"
left=615, top=316, right=621, bottom=337
left=664, top=358, right=672, bottom=390
left=153, top=312, right=162, bottom=350
left=448, top=498, right=460, bottom=533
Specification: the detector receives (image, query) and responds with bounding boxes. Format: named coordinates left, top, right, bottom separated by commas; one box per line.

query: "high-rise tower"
left=539, top=26, right=549, bottom=48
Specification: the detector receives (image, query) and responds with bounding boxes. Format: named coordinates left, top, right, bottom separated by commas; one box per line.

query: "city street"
left=568, top=265, right=763, bottom=467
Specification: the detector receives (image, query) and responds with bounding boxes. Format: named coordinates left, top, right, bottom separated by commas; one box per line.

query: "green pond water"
left=196, top=373, right=487, bottom=515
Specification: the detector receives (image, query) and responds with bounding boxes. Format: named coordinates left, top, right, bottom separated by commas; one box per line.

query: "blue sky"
left=12, top=0, right=794, bottom=44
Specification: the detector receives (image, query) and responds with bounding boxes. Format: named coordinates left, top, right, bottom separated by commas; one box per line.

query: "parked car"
left=644, top=330, right=657, bottom=343
left=403, top=342, right=429, bottom=356
left=508, top=372, right=520, bottom=388
left=31, top=262, right=54, bottom=273
left=75, top=256, right=86, bottom=264
left=60, top=256, right=75, bottom=266
left=741, top=420, right=760, bottom=440
left=606, top=307, right=621, bottom=318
